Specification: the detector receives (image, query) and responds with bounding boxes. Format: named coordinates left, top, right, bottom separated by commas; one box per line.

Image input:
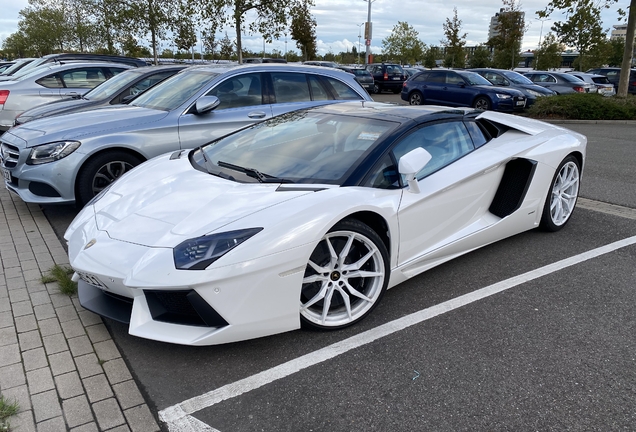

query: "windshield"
left=14, top=64, right=57, bottom=82
left=131, top=70, right=217, bottom=111
left=458, top=71, right=492, bottom=86
left=83, top=69, right=143, bottom=100
left=592, top=76, right=611, bottom=84
left=11, top=57, right=47, bottom=76
left=501, top=70, right=533, bottom=84
left=196, top=111, right=398, bottom=185
left=0, top=60, right=33, bottom=76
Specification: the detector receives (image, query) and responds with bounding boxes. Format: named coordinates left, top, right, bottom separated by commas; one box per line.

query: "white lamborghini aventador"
left=66, top=101, right=586, bottom=345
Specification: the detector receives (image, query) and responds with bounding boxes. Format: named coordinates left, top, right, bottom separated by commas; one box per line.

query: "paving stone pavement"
left=0, top=187, right=160, bottom=432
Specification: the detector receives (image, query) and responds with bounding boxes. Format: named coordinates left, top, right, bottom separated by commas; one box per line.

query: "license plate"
left=2, top=168, right=11, bottom=183
left=392, top=77, right=400, bottom=80
left=516, top=100, right=525, bottom=106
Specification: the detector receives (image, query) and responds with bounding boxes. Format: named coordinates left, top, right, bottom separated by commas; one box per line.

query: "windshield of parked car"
left=11, top=57, right=47, bottom=76
left=592, top=76, right=611, bottom=84
left=196, top=111, right=398, bottom=185
left=131, top=70, right=218, bottom=111
left=501, top=70, right=533, bottom=85
left=457, top=71, right=492, bottom=86
left=83, top=69, right=144, bottom=100
left=13, top=64, right=58, bottom=81
left=0, top=60, right=33, bottom=76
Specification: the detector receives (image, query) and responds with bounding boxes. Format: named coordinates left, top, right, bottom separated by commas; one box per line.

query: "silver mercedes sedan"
left=1, top=64, right=372, bottom=206
left=0, top=62, right=132, bottom=131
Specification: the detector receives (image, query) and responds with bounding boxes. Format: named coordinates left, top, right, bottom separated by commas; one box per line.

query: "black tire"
left=300, top=219, right=389, bottom=330
left=473, top=96, right=491, bottom=110
left=409, top=91, right=424, bottom=105
left=539, top=155, right=581, bottom=232
left=373, top=83, right=381, bottom=94
left=76, top=151, right=142, bottom=206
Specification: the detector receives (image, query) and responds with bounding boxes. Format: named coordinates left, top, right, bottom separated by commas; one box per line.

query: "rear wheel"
left=473, top=96, right=491, bottom=110
left=300, top=219, right=389, bottom=330
left=76, top=151, right=142, bottom=206
left=373, top=83, right=381, bottom=94
left=409, top=91, right=423, bottom=105
left=540, top=155, right=581, bottom=232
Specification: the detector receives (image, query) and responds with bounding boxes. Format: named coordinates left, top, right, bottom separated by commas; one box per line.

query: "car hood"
left=514, top=84, right=555, bottom=95
left=92, top=154, right=313, bottom=248
left=17, top=99, right=98, bottom=124
left=476, top=85, right=524, bottom=96
left=10, top=105, right=169, bottom=146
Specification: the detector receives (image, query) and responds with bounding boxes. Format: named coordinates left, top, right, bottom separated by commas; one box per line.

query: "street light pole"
left=535, top=17, right=551, bottom=69
left=357, top=23, right=364, bottom=64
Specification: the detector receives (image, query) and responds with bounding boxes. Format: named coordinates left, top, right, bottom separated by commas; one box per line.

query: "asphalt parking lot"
left=38, top=98, right=636, bottom=431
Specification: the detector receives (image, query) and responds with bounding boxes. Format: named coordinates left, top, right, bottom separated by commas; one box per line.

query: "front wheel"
left=76, top=151, right=142, bottom=206
left=540, top=155, right=581, bottom=232
left=473, top=96, right=491, bottom=110
left=300, top=219, right=389, bottom=330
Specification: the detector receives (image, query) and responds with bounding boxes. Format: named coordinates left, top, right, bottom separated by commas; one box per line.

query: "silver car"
left=566, top=72, right=616, bottom=96
left=0, top=62, right=132, bottom=131
left=1, top=63, right=372, bottom=206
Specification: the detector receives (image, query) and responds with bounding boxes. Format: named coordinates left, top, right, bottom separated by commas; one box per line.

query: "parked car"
left=404, top=67, right=426, bottom=77
left=401, top=69, right=527, bottom=111
left=243, top=58, right=287, bottom=63
left=523, top=71, right=595, bottom=94
left=0, top=58, right=37, bottom=79
left=585, top=67, right=636, bottom=95
left=566, top=72, right=615, bottom=96
left=469, top=68, right=555, bottom=106
left=0, top=53, right=145, bottom=82
left=0, top=63, right=15, bottom=74
left=0, top=62, right=131, bottom=132
left=14, top=65, right=187, bottom=126
left=1, top=64, right=372, bottom=206
left=366, top=63, right=407, bottom=94
left=338, top=66, right=374, bottom=93
left=64, top=101, right=586, bottom=345
left=303, top=61, right=339, bottom=68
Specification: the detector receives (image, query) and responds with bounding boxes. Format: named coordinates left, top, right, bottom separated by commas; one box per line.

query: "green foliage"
left=606, top=38, right=625, bottom=66
left=219, top=32, right=235, bottom=60
left=442, top=8, right=467, bottom=68
left=527, top=94, right=636, bottom=120
left=423, top=46, right=441, bottom=68
left=534, top=33, right=565, bottom=70
left=382, top=21, right=426, bottom=65
left=488, top=0, right=527, bottom=69
left=0, top=393, right=20, bottom=431
left=18, top=5, right=70, bottom=54
left=290, top=0, right=317, bottom=61
left=42, top=265, right=77, bottom=296
left=468, top=45, right=492, bottom=68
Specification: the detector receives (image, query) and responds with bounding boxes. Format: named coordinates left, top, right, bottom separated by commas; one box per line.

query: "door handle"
left=248, top=111, right=267, bottom=119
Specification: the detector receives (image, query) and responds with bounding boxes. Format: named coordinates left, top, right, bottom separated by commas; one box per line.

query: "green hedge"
left=527, top=93, right=636, bottom=120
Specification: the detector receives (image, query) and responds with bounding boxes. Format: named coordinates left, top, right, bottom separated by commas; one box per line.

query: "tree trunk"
left=618, top=0, right=636, bottom=97
left=235, top=11, right=242, bottom=64
left=151, top=29, right=158, bottom=65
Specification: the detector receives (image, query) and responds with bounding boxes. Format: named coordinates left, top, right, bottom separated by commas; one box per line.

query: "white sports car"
left=66, top=102, right=586, bottom=346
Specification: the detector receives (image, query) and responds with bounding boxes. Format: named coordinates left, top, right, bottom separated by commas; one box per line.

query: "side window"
left=485, top=72, right=505, bottom=85
left=606, top=71, right=618, bottom=80
left=207, top=73, right=262, bottom=110
left=271, top=72, right=310, bottom=103
left=36, top=74, right=64, bottom=88
left=464, top=121, right=488, bottom=148
left=60, top=68, right=107, bottom=88
left=108, top=68, right=126, bottom=77
left=446, top=72, right=464, bottom=85
left=323, top=77, right=363, bottom=100
left=391, top=121, right=474, bottom=180
left=412, top=73, right=430, bottom=82
left=363, top=155, right=400, bottom=189
left=307, top=76, right=330, bottom=101
left=428, top=72, right=445, bottom=83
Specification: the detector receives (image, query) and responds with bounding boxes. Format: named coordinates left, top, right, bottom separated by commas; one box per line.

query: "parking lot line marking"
left=159, top=234, right=636, bottom=431
left=577, top=197, right=636, bottom=220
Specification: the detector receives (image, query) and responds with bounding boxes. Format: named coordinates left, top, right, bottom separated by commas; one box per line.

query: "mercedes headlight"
left=173, top=228, right=263, bottom=270
left=27, top=141, right=81, bottom=165
left=496, top=93, right=512, bottom=99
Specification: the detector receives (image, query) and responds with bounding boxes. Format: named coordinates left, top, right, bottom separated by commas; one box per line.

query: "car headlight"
left=496, top=93, right=512, bottom=99
left=27, top=141, right=81, bottom=165
left=173, top=228, right=263, bottom=270
left=526, top=89, right=543, bottom=97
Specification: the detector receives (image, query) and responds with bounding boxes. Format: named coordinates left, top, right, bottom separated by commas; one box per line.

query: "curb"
left=543, top=119, right=636, bottom=125
left=0, top=187, right=160, bottom=432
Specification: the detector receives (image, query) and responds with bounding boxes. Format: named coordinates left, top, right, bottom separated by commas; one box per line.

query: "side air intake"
left=489, top=159, right=537, bottom=218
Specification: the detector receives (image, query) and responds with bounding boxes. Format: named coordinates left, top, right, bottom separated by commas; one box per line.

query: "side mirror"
left=195, top=96, right=220, bottom=115
left=398, top=147, right=432, bottom=194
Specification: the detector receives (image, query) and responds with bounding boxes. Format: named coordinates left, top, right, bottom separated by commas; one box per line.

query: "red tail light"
left=630, top=81, right=636, bottom=87
left=573, top=86, right=584, bottom=93
left=383, top=72, right=388, bottom=80
left=0, top=90, right=9, bottom=105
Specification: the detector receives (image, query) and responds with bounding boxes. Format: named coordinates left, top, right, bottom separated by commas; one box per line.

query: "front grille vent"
left=1, top=142, right=20, bottom=169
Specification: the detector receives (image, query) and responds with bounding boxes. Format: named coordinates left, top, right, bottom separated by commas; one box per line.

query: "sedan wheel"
left=300, top=219, right=389, bottom=330
left=76, top=151, right=142, bottom=206
left=540, top=155, right=580, bottom=231
left=373, top=84, right=381, bottom=94
left=409, top=92, right=423, bottom=105
left=473, top=96, right=491, bottom=110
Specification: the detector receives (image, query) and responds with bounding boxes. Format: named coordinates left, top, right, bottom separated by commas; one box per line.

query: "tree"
left=618, top=0, right=636, bottom=96
left=423, top=46, right=440, bottom=68
left=534, top=32, right=564, bottom=70
left=538, top=0, right=612, bottom=71
left=17, top=5, right=71, bottom=54
left=468, top=45, right=492, bottom=68
left=123, top=0, right=178, bottom=64
left=290, top=0, right=317, bottom=61
left=488, top=0, right=527, bottom=69
left=606, top=38, right=625, bottom=66
left=201, top=30, right=218, bottom=59
left=382, top=21, right=426, bottom=65
left=2, top=32, right=30, bottom=58
left=441, top=8, right=467, bottom=68
left=198, top=0, right=304, bottom=64
left=219, top=32, right=235, bottom=59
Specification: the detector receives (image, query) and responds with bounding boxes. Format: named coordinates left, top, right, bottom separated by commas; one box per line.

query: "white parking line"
left=159, top=235, right=636, bottom=432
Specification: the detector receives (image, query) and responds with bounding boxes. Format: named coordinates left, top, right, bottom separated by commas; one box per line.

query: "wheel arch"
left=74, top=147, right=147, bottom=199
left=471, top=94, right=492, bottom=106
left=342, top=211, right=391, bottom=257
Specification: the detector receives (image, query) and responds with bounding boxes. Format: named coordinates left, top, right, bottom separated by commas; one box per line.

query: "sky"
left=0, top=0, right=629, bottom=57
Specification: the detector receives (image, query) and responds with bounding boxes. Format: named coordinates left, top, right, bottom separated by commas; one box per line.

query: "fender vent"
left=489, top=158, right=537, bottom=218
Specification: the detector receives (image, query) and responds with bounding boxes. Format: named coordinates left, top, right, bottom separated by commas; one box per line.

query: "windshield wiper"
left=217, top=160, right=293, bottom=183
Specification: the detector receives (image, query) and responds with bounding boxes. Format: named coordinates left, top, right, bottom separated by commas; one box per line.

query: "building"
left=611, top=24, right=628, bottom=41
left=488, top=8, right=525, bottom=43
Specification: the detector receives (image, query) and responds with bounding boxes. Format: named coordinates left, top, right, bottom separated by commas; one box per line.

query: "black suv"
left=338, top=66, right=374, bottom=93
left=586, top=67, right=636, bottom=94
left=365, top=63, right=407, bottom=94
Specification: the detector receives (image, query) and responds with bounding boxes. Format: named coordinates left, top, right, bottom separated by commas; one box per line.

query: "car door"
left=177, top=72, right=273, bottom=146
left=443, top=72, right=473, bottom=107
left=392, top=120, right=506, bottom=266
left=420, top=71, right=446, bottom=104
